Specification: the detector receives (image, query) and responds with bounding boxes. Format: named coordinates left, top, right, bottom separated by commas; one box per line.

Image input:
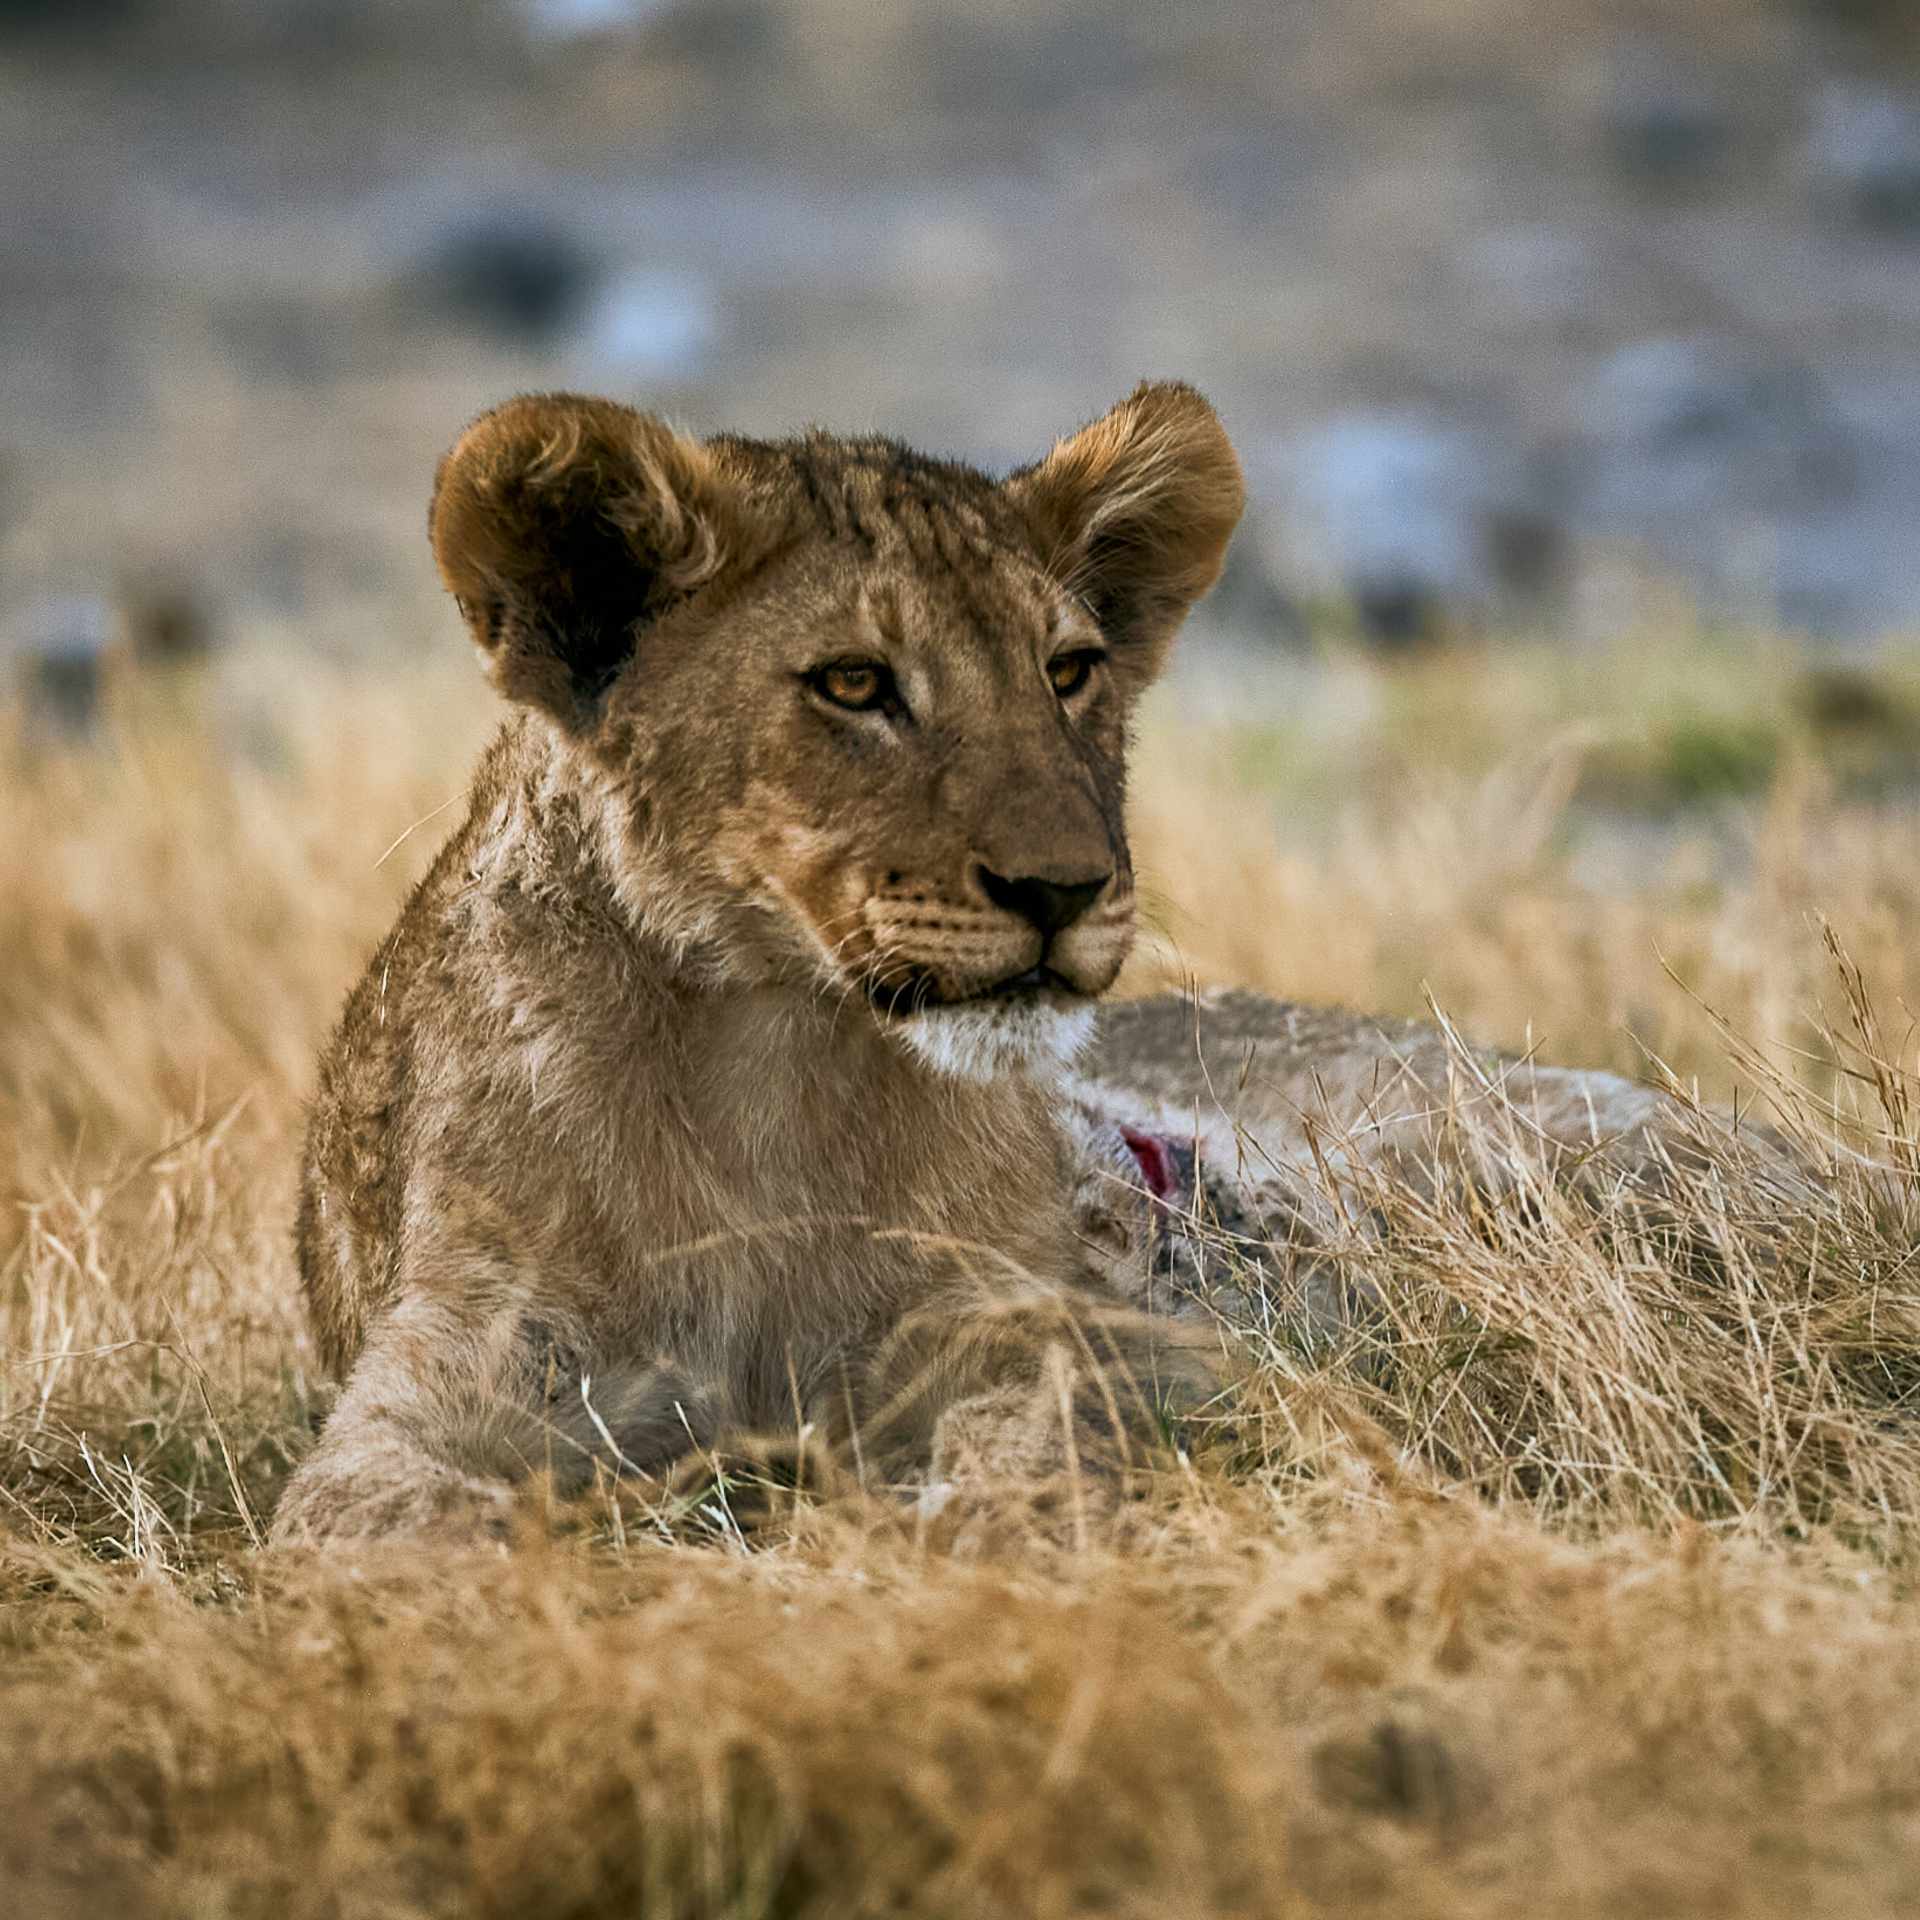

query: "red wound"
left=1118, top=1123, right=1180, bottom=1202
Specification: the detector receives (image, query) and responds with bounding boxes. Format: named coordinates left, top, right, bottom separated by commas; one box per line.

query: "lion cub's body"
left=275, top=383, right=1260, bottom=1543
left=298, top=711, right=1071, bottom=1427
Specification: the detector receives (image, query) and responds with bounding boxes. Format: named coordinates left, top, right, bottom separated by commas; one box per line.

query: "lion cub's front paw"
left=269, top=1461, right=521, bottom=1550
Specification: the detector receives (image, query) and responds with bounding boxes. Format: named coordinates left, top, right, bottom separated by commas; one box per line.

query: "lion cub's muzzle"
left=861, top=864, right=1136, bottom=1017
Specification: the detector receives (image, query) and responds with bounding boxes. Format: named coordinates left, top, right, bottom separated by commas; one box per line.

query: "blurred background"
left=6, top=0, right=1920, bottom=794
left=7, top=0, right=1920, bottom=661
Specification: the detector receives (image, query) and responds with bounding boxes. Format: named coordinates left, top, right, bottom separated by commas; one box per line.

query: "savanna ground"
left=8, top=631, right=1920, bottom=1917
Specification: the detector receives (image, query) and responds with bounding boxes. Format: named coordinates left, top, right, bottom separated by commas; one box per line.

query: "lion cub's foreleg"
left=271, top=1293, right=528, bottom=1547
left=272, top=1289, right=721, bottom=1548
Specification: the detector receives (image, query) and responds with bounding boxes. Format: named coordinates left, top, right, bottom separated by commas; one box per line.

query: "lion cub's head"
left=429, top=383, right=1243, bottom=1082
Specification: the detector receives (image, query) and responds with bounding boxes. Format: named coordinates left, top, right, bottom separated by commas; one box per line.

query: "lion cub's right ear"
left=429, top=393, right=739, bottom=729
left=1009, top=382, right=1244, bottom=682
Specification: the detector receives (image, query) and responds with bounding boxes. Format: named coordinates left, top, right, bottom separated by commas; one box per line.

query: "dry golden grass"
left=7, top=637, right=1920, bottom=1916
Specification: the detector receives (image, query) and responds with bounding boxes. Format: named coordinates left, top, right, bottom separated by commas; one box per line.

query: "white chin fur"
left=892, top=1000, right=1097, bottom=1085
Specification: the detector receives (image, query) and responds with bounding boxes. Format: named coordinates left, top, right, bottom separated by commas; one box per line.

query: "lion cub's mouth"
left=979, top=964, right=1081, bottom=1001
left=864, top=964, right=1090, bottom=1021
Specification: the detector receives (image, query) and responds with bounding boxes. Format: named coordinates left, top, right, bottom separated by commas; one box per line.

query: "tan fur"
left=274, top=384, right=1738, bottom=1547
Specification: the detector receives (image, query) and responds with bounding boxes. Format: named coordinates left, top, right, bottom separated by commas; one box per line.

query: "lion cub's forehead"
left=852, top=566, right=1079, bottom=662
left=733, top=430, right=1023, bottom=542
left=729, top=432, right=1080, bottom=657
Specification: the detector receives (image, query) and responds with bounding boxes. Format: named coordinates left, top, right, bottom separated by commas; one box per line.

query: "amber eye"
left=1046, top=648, right=1105, bottom=699
left=806, top=659, right=895, bottom=713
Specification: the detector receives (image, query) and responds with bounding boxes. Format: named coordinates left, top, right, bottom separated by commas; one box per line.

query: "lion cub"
left=275, top=383, right=1728, bottom=1546
left=275, top=382, right=1257, bottom=1544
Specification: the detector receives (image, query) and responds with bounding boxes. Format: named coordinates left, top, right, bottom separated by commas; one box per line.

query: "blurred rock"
left=1572, top=335, right=1893, bottom=628
left=1603, top=48, right=1735, bottom=189
left=1194, top=527, right=1307, bottom=650
left=13, top=595, right=114, bottom=738
left=1594, top=372, right=1920, bottom=636
left=9, top=586, right=215, bottom=739
left=520, top=0, right=669, bottom=40
left=420, top=209, right=600, bottom=347
left=579, top=270, right=716, bottom=382
left=1288, top=416, right=1536, bottom=646
left=1580, top=337, right=1836, bottom=517
left=1485, top=505, right=1570, bottom=605
left=1352, top=577, right=1445, bottom=651
left=16, top=0, right=1920, bottom=647
left=0, top=0, right=137, bottom=35
left=124, top=582, right=213, bottom=668
left=1807, top=84, right=1920, bottom=232
left=1796, top=662, right=1901, bottom=732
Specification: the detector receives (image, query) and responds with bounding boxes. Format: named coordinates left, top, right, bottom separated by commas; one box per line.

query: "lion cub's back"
left=294, top=760, right=512, bottom=1377
left=294, top=915, right=424, bottom=1377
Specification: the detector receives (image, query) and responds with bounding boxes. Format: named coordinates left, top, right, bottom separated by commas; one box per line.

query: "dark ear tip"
left=1125, top=376, right=1211, bottom=411
left=1121, top=378, right=1225, bottom=436
left=1128, top=379, right=1242, bottom=473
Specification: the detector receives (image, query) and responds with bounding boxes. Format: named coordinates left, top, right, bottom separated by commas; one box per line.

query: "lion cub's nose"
left=975, top=867, right=1111, bottom=938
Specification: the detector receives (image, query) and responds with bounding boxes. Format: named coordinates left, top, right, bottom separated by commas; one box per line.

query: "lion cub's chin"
left=889, top=997, right=1099, bottom=1086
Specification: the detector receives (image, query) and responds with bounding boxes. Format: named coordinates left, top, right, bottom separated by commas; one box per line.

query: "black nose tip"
left=976, top=867, right=1112, bottom=938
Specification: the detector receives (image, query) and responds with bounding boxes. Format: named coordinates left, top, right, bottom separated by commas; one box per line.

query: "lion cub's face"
left=429, top=384, right=1244, bottom=1081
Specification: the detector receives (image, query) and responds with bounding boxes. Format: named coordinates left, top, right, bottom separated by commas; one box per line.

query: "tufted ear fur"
left=429, top=393, right=737, bottom=727
left=1009, top=381, right=1245, bottom=676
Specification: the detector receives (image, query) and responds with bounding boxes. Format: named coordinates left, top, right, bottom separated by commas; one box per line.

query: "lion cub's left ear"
left=1009, top=381, right=1245, bottom=676
left=429, top=392, right=744, bottom=729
